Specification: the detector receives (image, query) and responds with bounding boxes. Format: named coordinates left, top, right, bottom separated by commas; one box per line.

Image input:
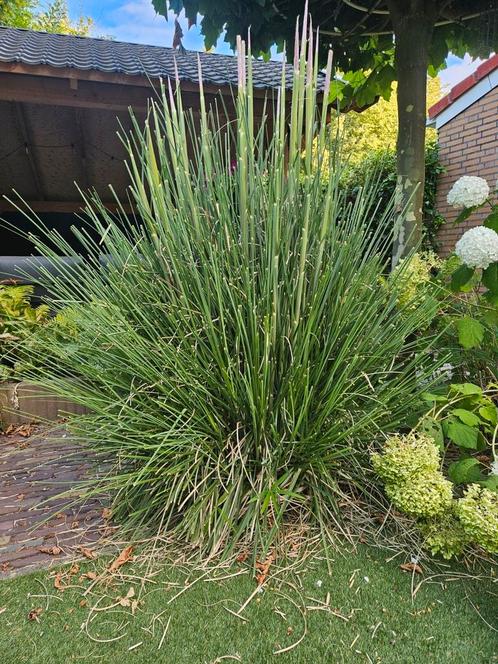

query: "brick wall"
left=435, top=85, right=498, bottom=256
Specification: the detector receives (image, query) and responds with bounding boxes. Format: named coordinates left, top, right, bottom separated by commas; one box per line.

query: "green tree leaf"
left=455, top=317, right=484, bottom=349
left=448, top=458, right=482, bottom=484
left=447, top=419, right=479, bottom=449
left=450, top=265, right=474, bottom=292
left=451, top=408, right=481, bottom=427
left=482, top=263, right=498, bottom=295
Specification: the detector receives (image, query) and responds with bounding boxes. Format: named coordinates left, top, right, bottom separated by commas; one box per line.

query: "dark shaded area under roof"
left=0, top=26, right=296, bottom=90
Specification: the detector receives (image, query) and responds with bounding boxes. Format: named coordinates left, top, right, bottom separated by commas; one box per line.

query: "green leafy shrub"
left=13, top=307, right=79, bottom=376
left=430, top=176, right=498, bottom=383
left=0, top=284, right=49, bottom=379
left=372, top=432, right=452, bottom=519
left=13, top=28, right=441, bottom=556
left=371, top=432, right=441, bottom=484
left=387, top=251, right=442, bottom=313
left=373, top=385, right=498, bottom=558
left=421, top=382, right=497, bottom=491
left=456, top=485, right=498, bottom=554
left=385, top=474, right=453, bottom=518
left=419, top=511, right=470, bottom=560
left=341, top=139, right=445, bottom=253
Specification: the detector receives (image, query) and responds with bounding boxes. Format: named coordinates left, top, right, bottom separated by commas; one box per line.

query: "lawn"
left=1, top=545, right=496, bottom=664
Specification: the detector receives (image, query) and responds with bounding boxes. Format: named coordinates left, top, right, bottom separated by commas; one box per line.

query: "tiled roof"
left=428, top=54, right=498, bottom=119
left=0, top=27, right=295, bottom=90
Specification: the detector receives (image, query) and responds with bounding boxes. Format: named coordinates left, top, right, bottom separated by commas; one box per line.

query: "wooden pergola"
left=0, top=28, right=286, bottom=261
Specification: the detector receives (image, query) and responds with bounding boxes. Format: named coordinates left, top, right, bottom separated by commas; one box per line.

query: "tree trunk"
left=387, top=0, right=437, bottom=266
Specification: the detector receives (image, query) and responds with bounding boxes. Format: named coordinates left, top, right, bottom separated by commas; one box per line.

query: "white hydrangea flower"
left=455, top=226, right=498, bottom=270
left=490, top=459, right=498, bottom=477
left=447, top=176, right=490, bottom=209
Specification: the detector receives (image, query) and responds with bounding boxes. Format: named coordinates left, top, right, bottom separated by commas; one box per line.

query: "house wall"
left=435, top=85, right=498, bottom=256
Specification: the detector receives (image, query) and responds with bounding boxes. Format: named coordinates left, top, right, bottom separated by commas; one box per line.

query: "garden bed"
left=0, top=381, right=88, bottom=428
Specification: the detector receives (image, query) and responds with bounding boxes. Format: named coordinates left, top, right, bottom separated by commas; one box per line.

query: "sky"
left=68, top=0, right=484, bottom=91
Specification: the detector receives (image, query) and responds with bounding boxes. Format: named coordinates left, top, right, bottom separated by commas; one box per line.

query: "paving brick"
left=0, top=426, right=111, bottom=578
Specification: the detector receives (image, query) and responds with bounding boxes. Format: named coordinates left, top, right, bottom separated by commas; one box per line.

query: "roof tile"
left=428, top=53, right=498, bottom=119
left=0, top=27, right=299, bottom=90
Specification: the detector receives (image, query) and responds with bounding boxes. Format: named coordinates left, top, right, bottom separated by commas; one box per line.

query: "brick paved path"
left=0, top=426, right=111, bottom=578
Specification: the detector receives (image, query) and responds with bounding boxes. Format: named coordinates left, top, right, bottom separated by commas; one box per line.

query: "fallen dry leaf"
left=255, top=551, right=275, bottom=586
left=7, top=424, right=35, bottom=438
left=236, top=552, right=249, bottom=563
left=68, top=563, right=80, bottom=576
left=28, top=607, right=43, bottom=622
left=79, top=599, right=87, bottom=608
left=78, top=546, right=96, bottom=560
left=400, top=562, right=423, bottom=575
left=102, top=508, right=112, bottom=521
left=108, top=545, right=133, bottom=573
left=54, top=573, right=65, bottom=591
left=81, top=571, right=98, bottom=581
left=39, top=546, right=62, bottom=556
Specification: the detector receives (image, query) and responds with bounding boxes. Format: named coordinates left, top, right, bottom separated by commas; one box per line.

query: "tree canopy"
left=0, top=0, right=92, bottom=35
left=154, top=1, right=497, bottom=107
left=152, top=1, right=497, bottom=262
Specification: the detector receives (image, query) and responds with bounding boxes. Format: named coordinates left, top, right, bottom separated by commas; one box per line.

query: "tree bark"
left=387, top=0, right=437, bottom=266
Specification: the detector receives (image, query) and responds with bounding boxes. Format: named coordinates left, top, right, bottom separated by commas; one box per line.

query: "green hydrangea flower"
left=385, top=473, right=453, bottom=518
left=371, top=432, right=441, bottom=485
left=456, top=485, right=498, bottom=554
left=420, top=510, right=471, bottom=559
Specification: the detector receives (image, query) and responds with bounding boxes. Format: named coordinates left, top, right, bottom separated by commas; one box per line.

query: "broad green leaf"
left=483, top=209, right=498, bottom=233
left=483, top=290, right=498, bottom=306
left=419, top=416, right=444, bottom=448
left=447, top=419, right=479, bottom=449
left=453, top=207, right=474, bottom=226
left=451, top=408, right=481, bottom=427
left=479, top=405, right=498, bottom=425
left=450, top=265, right=474, bottom=292
left=448, top=458, right=482, bottom=484
left=483, top=307, right=498, bottom=327
left=421, top=391, right=447, bottom=403
left=449, top=383, right=482, bottom=397
left=455, top=317, right=484, bottom=349
left=478, top=476, right=498, bottom=492
left=482, top=263, right=498, bottom=295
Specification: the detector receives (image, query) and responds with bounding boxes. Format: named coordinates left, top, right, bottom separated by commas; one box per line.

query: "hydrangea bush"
left=447, top=175, right=490, bottom=209
left=455, top=226, right=498, bottom=270
left=372, top=429, right=498, bottom=557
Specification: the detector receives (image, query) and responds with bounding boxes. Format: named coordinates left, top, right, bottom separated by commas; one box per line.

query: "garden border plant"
left=4, top=19, right=447, bottom=560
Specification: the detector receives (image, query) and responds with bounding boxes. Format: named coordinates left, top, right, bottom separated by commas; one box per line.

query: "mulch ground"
left=0, top=425, right=112, bottom=579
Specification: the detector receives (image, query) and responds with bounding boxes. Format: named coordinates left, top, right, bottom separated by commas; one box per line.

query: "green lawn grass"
left=1, top=546, right=496, bottom=664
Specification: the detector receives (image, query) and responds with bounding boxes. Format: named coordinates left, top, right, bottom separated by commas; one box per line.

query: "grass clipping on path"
left=11, top=17, right=440, bottom=557
left=0, top=545, right=496, bottom=663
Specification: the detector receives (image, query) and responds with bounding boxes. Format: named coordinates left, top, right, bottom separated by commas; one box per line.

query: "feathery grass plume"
left=6, top=17, right=441, bottom=557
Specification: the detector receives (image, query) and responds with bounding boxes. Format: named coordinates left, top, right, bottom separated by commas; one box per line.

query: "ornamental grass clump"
left=9, top=21, right=441, bottom=556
